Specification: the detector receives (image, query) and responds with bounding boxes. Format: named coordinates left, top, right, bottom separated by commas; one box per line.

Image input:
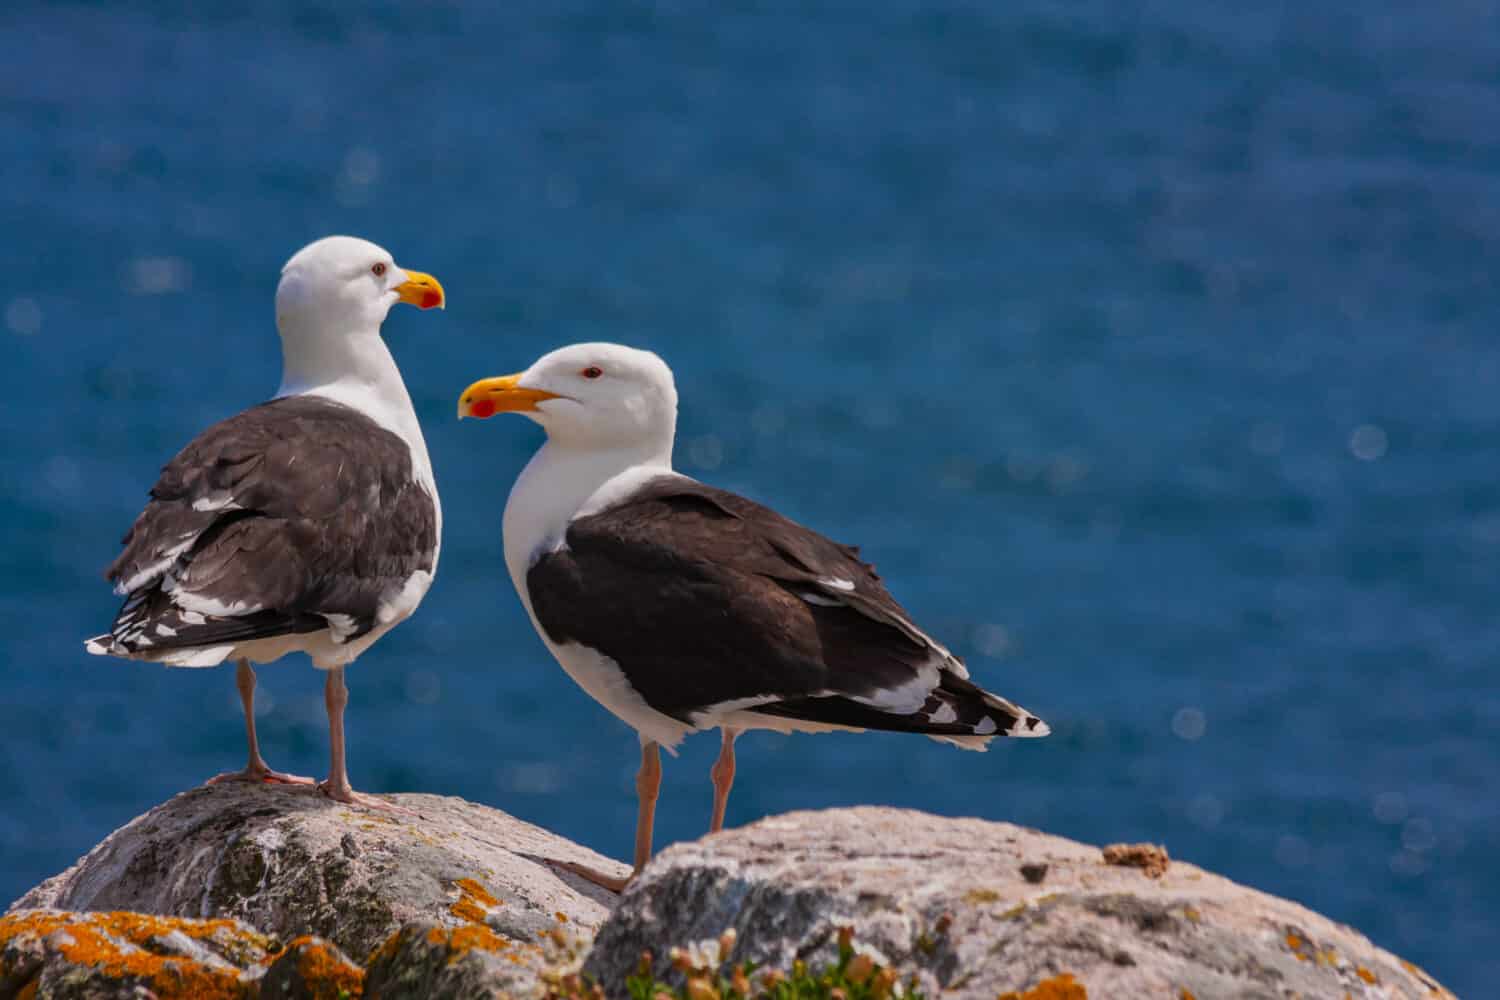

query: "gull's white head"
left=457, top=342, right=678, bottom=454
left=275, top=235, right=444, bottom=337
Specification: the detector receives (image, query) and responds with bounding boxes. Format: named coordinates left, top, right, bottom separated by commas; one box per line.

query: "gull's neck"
left=503, top=438, right=679, bottom=599
left=275, top=322, right=428, bottom=469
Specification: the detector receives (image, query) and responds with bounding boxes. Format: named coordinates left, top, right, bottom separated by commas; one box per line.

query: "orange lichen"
left=1356, top=966, right=1378, bottom=984
left=454, top=877, right=500, bottom=908
left=1181, top=990, right=1197, bottom=1000
left=17, top=982, right=37, bottom=1000
left=449, top=877, right=501, bottom=925
left=376, top=924, right=534, bottom=973
left=450, top=899, right=488, bottom=923
left=555, top=911, right=569, bottom=923
left=274, top=935, right=364, bottom=1000
left=998, top=972, right=1088, bottom=999
left=418, top=923, right=524, bottom=968
left=1100, top=843, right=1170, bottom=878
left=1182, top=906, right=1201, bottom=923
left=1285, top=933, right=1304, bottom=951
left=0, top=910, right=270, bottom=1000
left=447, top=924, right=512, bottom=958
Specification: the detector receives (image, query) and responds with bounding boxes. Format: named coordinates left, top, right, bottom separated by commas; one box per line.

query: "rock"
left=11, top=783, right=626, bottom=963
left=585, top=806, right=1455, bottom=1000
left=14, top=794, right=1457, bottom=999
left=0, top=908, right=274, bottom=999
left=0, top=910, right=372, bottom=1000
left=362, top=919, right=587, bottom=999
left=257, top=934, right=364, bottom=999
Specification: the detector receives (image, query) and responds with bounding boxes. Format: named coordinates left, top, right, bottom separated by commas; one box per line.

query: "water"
left=3, top=3, right=1498, bottom=993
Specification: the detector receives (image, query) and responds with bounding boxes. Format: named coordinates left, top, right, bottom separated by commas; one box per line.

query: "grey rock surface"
left=586, top=807, right=1455, bottom=1000
left=11, top=783, right=627, bottom=963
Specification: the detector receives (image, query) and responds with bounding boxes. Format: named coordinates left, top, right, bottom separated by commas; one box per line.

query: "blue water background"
left=2, top=3, right=1497, bottom=993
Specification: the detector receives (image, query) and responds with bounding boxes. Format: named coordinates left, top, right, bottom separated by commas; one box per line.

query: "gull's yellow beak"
left=394, top=269, right=445, bottom=310
left=458, top=373, right=562, bottom=419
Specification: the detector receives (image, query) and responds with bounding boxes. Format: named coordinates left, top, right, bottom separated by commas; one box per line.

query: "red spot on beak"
left=420, top=290, right=443, bottom=310
left=469, top=399, right=496, bottom=419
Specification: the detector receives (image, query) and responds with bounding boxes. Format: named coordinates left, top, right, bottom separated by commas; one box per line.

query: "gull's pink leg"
left=315, top=666, right=412, bottom=814
left=559, top=740, right=661, bottom=893
left=634, top=740, right=662, bottom=870
left=316, top=666, right=354, bottom=801
left=207, top=659, right=313, bottom=786
left=709, top=727, right=739, bottom=833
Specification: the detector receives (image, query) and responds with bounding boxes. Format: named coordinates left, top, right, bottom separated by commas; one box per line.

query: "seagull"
left=86, top=235, right=445, bottom=807
left=458, top=342, right=1048, bottom=889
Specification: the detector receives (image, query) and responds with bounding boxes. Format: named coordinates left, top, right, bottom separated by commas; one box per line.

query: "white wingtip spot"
left=820, top=577, right=855, bottom=591
left=1007, top=715, right=1050, bottom=738
left=84, top=637, right=111, bottom=655
left=930, top=702, right=958, bottom=724
left=975, top=716, right=997, bottom=735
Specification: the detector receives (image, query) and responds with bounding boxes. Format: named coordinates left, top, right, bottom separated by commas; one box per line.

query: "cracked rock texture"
left=10, top=783, right=625, bottom=962
left=588, top=807, right=1455, bottom=1000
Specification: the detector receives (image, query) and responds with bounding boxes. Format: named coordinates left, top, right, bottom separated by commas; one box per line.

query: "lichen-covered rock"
left=13, top=796, right=1458, bottom=999
left=257, top=934, right=364, bottom=999
left=585, top=807, right=1455, bottom=1000
left=0, top=908, right=274, bottom=999
left=10, top=784, right=626, bottom=962
left=362, top=919, right=585, bottom=1000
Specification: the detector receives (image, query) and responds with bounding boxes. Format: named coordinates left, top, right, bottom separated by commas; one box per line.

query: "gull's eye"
left=580, top=366, right=603, bottom=379
left=371, top=262, right=388, bottom=277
